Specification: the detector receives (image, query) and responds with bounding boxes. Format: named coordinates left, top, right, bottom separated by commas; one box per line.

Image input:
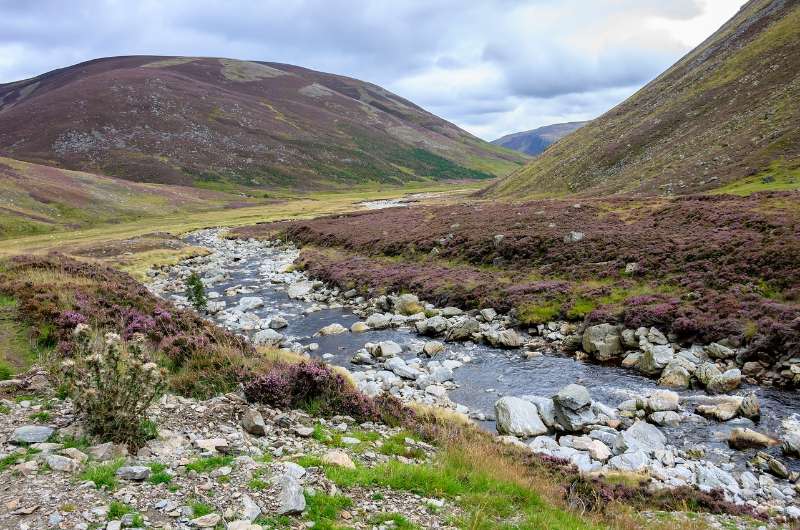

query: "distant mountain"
left=491, top=122, right=587, bottom=156
left=0, top=56, right=526, bottom=191
left=484, top=0, right=800, bottom=198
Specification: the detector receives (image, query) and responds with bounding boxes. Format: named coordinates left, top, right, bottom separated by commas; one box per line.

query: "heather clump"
left=61, top=324, right=166, bottom=446
left=243, top=360, right=378, bottom=421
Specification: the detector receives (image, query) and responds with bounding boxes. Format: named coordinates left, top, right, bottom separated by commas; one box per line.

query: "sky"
left=0, top=0, right=747, bottom=140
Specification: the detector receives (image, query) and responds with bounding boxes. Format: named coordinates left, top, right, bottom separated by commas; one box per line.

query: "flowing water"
left=166, top=230, right=800, bottom=475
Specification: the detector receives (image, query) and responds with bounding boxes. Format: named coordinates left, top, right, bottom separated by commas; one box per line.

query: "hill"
left=491, top=121, right=587, bottom=156
left=0, top=56, right=526, bottom=191
left=484, top=0, right=800, bottom=198
left=0, top=156, right=255, bottom=239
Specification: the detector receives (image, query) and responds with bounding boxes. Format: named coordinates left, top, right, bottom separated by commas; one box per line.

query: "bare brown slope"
left=0, top=56, right=525, bottom=190
left=484, top=0, right=800, bottom=198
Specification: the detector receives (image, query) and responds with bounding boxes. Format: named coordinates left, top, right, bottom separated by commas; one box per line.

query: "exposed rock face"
left=582, top=324, right=622, bottom=361
left=495, top=397, right=548, bottom=437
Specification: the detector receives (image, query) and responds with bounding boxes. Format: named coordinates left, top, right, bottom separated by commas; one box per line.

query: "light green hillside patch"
left=713, top=160, right=800, bottom=195
left=219, top=59, right=287, bottom=81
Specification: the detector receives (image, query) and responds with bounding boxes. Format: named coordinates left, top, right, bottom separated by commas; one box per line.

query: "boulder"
left=191, top=514, right=222, bottom=528
left=739, top=393, right=760, bottom=420
left=647, top=390, right=679, bottom=412
left=384, top=358, right=421, bottom=380
left=621, top=329, right=638, bottom=348
left=695, top=362, right=722, bottom=387
left=287, top=281, right=314, bottom=299
left=275, top=474, right=306, bottom=515
left=553, top=384, right=591, bottom=411
left=321, top=450, right=355, bottom=469
left=375, top=341, right=402, bottom=358
left=268, top=316, right=289, bottom=330
left=705, top=343, right=735, bottom=359
left=521, top=396, right=556, bottom=428
left=419, top=316, right=449, bottom=336
left=317, top=323, right=347, bottom=336
left=237, top=297, right=264, bottom=311
left=116, top=466, right=150, bottom=481
left=646, top=327, right=669, bottom=345
left=441, top=307, right=463, bottom=317
left=582, top=324, right=623, bottom=361
left=564, top=231, right=585, bottom=243
left=480, top=308, right=498, bottom=321
left=422, top=341, right=445, bottom=356
left=446, top=317, right=480, bottom=341
left=46, top=454, right=79, bottom=473
left=728, top=428, right=778, bottom=450
left=782, top=431, right=800, bottom=457
left=613, top=421, right=666, bottom=455
left=484, top=329, right=524, bottom=349
left=706, top=369, right=742, bottom=394
left=657, top=361, right=692, bottom=389
left=649, top=411, right=681, bottom=427
left=638, top=344, right=673, bottom=375
left=366, top=313, right=392, bottom=329
left=608, top=450, right=649, bottom=472
left=494, top=397, right=548, bottom=437
left=350, top=322, right=370, bottom=333
left=695, top=462, right=739, bottom=493
left=252, top=329, right=283, bottom=347
left=695, top=396, right=743, bottom=421
left=241, top=408, right=268, bottom=436
left=10, top=425, right=54, bottom=444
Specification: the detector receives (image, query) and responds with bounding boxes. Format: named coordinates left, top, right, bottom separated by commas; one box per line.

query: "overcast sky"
left=0, top=0, right=746, bottom=140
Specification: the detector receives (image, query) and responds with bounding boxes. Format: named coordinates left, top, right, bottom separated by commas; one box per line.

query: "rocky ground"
left=0, top=372, right=452, bottom=530
left=145, top=230, right=800, bottom=522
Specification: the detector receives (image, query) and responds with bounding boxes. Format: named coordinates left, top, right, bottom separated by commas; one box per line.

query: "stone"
left=728, top=428, right=778, bottom=450
left=237, top=297, right=264, bottom=311
left=191, top=513, right=221, bottom=527
left=479, top=308, right=497, bottom=321
left=520, top=396, right=556, bottom=428
left=782, top=431, right=800, bottom=457
left=252, top=329, right=283, bottom=346
left=638, top=344, right=673, bottom=375
left=494, top=397, right=548, bottom=437
left=366, top=313, right=393, bottom=329
left=441, top=307, right=463, bottom=317
left=768, top=457, right=790, bottom=479
left=116, top=466, right=150, bottom=481
left=695, top=396, right=743, bottom=421
left=706, top=369, right=742, bottom=394
left=695, top=362, right=722, bottom=386
left=582, top=324, right=623, bottom=361
left=420, top=316, right=449, bottom=336
left=62, top=448, right=88, bottom=463
left=621, top=329, right=638, bottom=348
left=705, top=342, right=735, bottom=359
left=695, top=463, right=739, bottom=493
left=88, top=442, right=127, bottom=462
left=322, top=450, right=355, bottom=469
left=287, top=281, right=314, bottom=299
left=739, top=393, right=760, bottom=420
left=564, top=231, right=584, bottom=243
left=446, top=317, right=480, bottom=341
left=241, top=495, right=261, bottom=521
left=228, top=522, right=262, bottom=530
left=194, top=438, right=228, bottom=452
left=571, top=437, right=612, bottom=461
left=317, top=323, right=347, bottom=336
left=608, top=450, right=649, bottom=472
left=647, top=390, right=679, bottom=412
left=45, top=454, right=79, bottom=473
left=268, top=316, right=288, bottom=329
left=646, top=327, right=669, bottom=345
left=275, top=474, right=306, bottom=514
left=384, top=357, right=421, bottom=380
left=350, top=322, right=370, bottom=333
left=621, top=352, right=642, bottom=368
left=649, top=411, right=681, bottom=427
left=484, top=329, right=524, bottom=349
left=614, top=421, right=666, bottom=455
left=376, top=341, right=402, bottom=357
left=657, top=362, right=692, bottom=389
left=241, top=408, right=268, bottom=436
left=429, top=366, right=453, bottom=383
left=422, top=341, right=445, bottom=356
left=553, top=384, right=591, bottom=411
left=10, top=425, right=54, bottom=444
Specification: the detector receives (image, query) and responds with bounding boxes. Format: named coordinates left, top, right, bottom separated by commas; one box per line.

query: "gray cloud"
left=0, top=0, right=745, bottom=139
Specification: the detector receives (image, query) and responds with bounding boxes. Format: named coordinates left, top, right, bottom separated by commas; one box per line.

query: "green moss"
left=516, top=300, right=562, bottom=325
left=565, top=298, right=596, bottom=320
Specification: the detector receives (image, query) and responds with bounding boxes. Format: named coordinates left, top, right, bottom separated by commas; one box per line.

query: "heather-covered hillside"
left=484, top=0, right=800, bottom=198
left=491, top=121, right=587, bottom=156
left=0, top=56, right=525, bottom=190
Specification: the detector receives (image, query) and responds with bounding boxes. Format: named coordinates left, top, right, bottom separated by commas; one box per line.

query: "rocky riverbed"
left=147, top=229, right=800, bottom=519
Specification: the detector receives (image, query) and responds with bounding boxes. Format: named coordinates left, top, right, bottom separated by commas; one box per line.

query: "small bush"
left=243, top=360, right=378, bottom=421
left=61, top=325, right=166, bottom=446
left=186, top=271, right=207, bottom=312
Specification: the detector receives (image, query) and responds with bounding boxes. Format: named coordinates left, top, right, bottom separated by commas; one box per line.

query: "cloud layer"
left=0, top=0, right=745, bottom=139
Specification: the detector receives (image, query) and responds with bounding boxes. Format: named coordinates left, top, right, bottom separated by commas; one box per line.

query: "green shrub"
left=186, top=271, right=207, bottom=311
left=61, top=325, right=166, bottom=446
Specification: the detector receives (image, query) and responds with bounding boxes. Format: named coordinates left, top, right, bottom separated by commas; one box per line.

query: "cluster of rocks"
left=1, top=387, right=452, bottom=530
left=493, top=383, right=800, bottom=519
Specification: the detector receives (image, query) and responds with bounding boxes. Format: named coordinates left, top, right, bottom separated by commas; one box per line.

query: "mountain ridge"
left=491, top=121, right=588, bottom=156
left=0, top=56, right=526, bottom=190
left=483, top=0, right=800, bottom=198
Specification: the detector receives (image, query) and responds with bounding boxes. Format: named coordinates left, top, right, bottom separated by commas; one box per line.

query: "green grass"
left=107, top=501, right=139, bottom=521
left=58, top=435, right=91, bottom=451
left=379, top=432, right=425, bottom=459
left=0, top=403, right=10, bottom=414
left=713, top=160, right=800, bottom=195
left=370, top=513, right=420, bottom=530
left=185, top=455, right=234, bottom=473
left=255, top=514, right=292, bottom=528
left=317, top=450, right=597, bottom=530
left=295, top=455, right=324, bottom=468
left=516, top=300, right=562, bottom=325
left=565, top=298, right=597, bottom=320
left=80, top=458, right=125, bottom=490
left=148, top=462, right=172, bottom=485
left=30, top=411, right=50, bottom=423
left=304, top=492, right=353, bottom=530
left=0, top=451, right=22, bottom=472
left=191, top=501, right=215, bottom=517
